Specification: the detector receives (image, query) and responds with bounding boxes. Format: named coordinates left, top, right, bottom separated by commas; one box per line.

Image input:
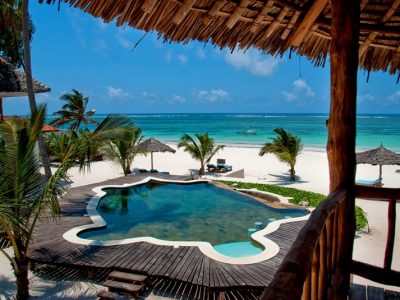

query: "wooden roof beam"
left=203, top=0, right=227, bottom=26
left=172, top=0, right=197, bottom=25
left=290, top=0, right=328, bottom=47
left=264, top=6, right=289, bottom=39
left=226, top=0, right=252, bottom=29
left=250, top=0, right=274, bottom=33
left=281, top=11, right=301, bottom=40
left=359, top=0, right=400, bottom=60
left=141, top=0, right=157, bottom=14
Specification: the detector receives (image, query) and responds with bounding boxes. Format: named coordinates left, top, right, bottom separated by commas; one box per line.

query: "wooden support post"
left=0, top=97, right=3, bottom=122
left=290, top=0, right=328, bottom=47
left=327, top=0, right=360, bottom=298
left=384, top=199, right=396, bottom=270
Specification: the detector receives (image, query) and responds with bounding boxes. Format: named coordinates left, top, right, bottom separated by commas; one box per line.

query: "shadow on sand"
left=267, top=173, right=309, bottom=185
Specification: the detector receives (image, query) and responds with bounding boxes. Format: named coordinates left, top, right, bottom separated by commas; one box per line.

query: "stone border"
left=63, top=177, right=310, bottom=265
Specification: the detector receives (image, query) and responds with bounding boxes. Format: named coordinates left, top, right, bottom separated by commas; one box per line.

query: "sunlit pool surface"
left=79, top=181, right=307, bottom=256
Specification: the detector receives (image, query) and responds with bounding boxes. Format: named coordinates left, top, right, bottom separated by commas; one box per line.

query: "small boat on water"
left=237, top=128, right=257, bottom=135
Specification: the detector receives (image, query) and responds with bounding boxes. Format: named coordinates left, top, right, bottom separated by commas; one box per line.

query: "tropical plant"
left=50, top=89, right=98, bottom=131
left=20, top=0, right=52, bottom=178
left=0, top=0, right=34, bottom=68
left=45, top=115, right=136, bottom=171
left=102, top=126, right=146, bottom=175
left=178, top=133, right=224, bottom=175
left=259, top=128, right=303, bottom=181
left=45, top=131, right=79, bottom=164
left=0, top=105, right=71, bottom=300
left=75, top=115, right=136, bottom=171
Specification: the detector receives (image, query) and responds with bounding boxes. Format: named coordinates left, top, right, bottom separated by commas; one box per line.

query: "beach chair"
left=356, top=178, right=382, bottom=187
left=216, top=159, right=232, bottom=173
left=207, top=164, right=217, bottom=172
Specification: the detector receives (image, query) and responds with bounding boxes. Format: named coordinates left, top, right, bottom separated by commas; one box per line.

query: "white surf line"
left=63, top=176, right=310, bottom=265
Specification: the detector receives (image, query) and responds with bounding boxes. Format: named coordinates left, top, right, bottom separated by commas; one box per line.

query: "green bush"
left=220, top=180, right=368, bottom=231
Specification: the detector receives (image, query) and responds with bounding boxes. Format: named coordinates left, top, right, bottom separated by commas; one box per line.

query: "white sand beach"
left=1, top=144, right=399, bottom=298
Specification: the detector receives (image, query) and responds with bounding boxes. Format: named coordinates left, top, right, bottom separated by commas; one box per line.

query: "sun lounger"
left=207, top=164, right=217, bottom=172
left=356, top=178, right=382, bottom=187
left=217, top=164, right=232, bottom=173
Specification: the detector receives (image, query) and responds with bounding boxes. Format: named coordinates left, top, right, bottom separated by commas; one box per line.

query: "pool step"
left=97, top=290, right=131, bottom=300
left=103, top=280, right=143, bottom=297
left=108, top=271, right=149, bottom=284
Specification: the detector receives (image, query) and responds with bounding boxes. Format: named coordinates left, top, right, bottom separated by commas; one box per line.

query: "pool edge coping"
left=63, top=176, right=310, bottom=265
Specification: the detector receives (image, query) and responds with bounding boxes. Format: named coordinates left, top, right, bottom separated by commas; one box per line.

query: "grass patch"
left=220, top=180, right=368, bottom=230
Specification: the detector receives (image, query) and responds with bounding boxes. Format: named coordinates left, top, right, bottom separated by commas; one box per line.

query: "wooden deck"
left=28, top=173, right=306, bottom=291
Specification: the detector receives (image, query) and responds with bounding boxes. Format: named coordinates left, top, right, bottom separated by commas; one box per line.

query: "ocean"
left=46, top=113, right=400, bottom=151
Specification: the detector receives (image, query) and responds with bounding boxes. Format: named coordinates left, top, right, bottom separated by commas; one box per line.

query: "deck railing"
left=262, top=186, right=400, bottom=299
left=352, top=186, right=400, bottom=286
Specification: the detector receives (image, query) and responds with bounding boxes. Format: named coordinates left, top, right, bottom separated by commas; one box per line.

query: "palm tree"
left=178, top=133, right=224, bottom=175
left=102, top=126, right=146, bottom=175
left=45, top=131, right=79, bottom=164
left=0, top=105, right=70, bottom=300
left=21, top=0, right=52, bottom=179
left=51, top=89, right=98, bottom=131
left=0, top=0, right=33, bottom=68
left=259, top=128, right=303, bottom=181
left=75, top=114, right=136, bottom=172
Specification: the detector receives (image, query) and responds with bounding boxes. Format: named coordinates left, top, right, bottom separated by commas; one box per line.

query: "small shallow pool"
left=79, top=181, right=307, bottom=257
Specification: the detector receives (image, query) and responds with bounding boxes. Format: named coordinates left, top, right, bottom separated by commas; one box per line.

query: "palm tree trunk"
left=14, top=257, right=29, bottom=300
left=22, top=0, right=52, bottom=179
left=290, top=163, right=295, bottom=181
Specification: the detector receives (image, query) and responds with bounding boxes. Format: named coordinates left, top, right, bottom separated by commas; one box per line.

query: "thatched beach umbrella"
left=138, top=137, right=176, bottom=171
left=356, top=145, right=400, bottom=182
left=0, top=56, right=50, bottom=121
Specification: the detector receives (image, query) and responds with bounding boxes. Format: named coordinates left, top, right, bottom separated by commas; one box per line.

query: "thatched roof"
left=0, top=56, right=50, bottom=97
left=357, top=145, right=400, bottom=165
left=40, top=0, right=400, bottom=75
left=138, top=138, right=176, bottom=153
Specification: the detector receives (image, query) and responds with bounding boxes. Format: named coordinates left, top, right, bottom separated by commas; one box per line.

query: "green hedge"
left=220, top=181, right=368, bottom=230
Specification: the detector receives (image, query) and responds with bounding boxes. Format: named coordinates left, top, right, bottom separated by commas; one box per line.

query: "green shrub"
left=220, top=180, right=368, bottom=231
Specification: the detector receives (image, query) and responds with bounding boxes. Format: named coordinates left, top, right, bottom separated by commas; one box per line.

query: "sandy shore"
left=1, top=143, right=399, bottom=298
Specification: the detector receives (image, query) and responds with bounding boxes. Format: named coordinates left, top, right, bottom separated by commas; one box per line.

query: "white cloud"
left=388, top=91, right=400, bottom=103
left=141, top=91, right=157, bottom=98
left=197, top=48, right=206, bottom=59
left=115, top=29, right=132, bottom=49
left=107, top=86, right=130, bottom=99
left=169, top=94, right=187, bottom=104
left=91, top=39, right=108, bottom=56
left=165, top=50, right=173, bottom=63
left=282, top=79, right=315, bottom=103
left=96, top=19, right=109, bottom=30
left=358, top=93, right=376, bottom=103
left=224, top=49, right=280, bottom=76
left=194, top=89, right=229, bottom=102
left=293, top=79, right=315, bottom=97
left=281, top=91, right=298, bottom=102
left=177, top=54, right=188, bottom=64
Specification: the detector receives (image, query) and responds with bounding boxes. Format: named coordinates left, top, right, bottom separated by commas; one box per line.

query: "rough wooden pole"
left=327, top=0, right=360, bottom=298
left=22, top=0, right=52, bottom=179
left=0, top=97, right=3, bottom=121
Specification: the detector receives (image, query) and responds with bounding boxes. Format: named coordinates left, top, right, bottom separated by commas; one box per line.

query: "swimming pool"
left=74, top=179, right=308, bottom=259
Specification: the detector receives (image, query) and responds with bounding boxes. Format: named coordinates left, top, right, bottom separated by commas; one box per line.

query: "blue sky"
left=4, top=1, right=400, bottom=115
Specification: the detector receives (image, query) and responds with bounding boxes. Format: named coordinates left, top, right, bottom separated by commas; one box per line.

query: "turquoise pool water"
left=80, top=181, right=307, bottom=253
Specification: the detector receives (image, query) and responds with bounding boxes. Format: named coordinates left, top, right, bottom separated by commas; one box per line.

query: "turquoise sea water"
left=79, top=181, right=307, bottom=246
left=46, top=113, right=400, bottom=151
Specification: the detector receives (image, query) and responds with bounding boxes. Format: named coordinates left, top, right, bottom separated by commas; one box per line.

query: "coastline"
left=1, top=143, right=399, bottom=298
